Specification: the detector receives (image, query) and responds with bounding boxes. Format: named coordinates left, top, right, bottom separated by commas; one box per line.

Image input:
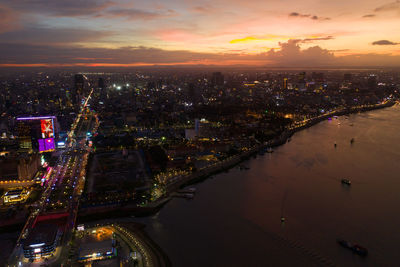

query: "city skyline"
left=1, top=0, right=400, bottom=67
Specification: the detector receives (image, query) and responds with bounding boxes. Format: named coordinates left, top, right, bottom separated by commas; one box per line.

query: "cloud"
left=0, top=40, right=399, bottom=67
left=0, top=26, right=112, bottom=44
left=289, top=12, right=330, bottom=21
left=229, top=35, right=334, bottom=44
left=265, top=39, right=335, bottom=66
left=289, top=12, right=309, bottom=18
left=192, top=6, right=213, bottom=13
left=0, top=43, right=226, bottom=65
left=0, top=5, right=21, bottom=33
left=372, top=40, right=399, bottom=45
left=230, top=35, right=288, bottom=44
left=2, top=0, right=115, bottom=17
left=374, top=0, right=400, bottom=12
left=362, top=14, right=375, bottom=18
left=301, top=36, right=334, bottom=42
left=105, top=8, right=177, bottom=20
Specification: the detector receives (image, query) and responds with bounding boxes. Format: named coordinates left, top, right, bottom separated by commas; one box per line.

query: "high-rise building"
left=74, top=74, right=84, bottom=104
left=344, top=73, right=352, bottom=82
left=98, top=77, right=106, bottom=99
left=367, top=75, right=377, bottom=90
left=17, top=116, right=57, bottom=152
left=187, top=82, right=202, bottom=104
left=283, top=78, right=288, bottom=90
left=211, top=72, right=224, bottom=87
left=98, top=77, right=105, bottom=89
left=298, top=72, right=306, bottom=90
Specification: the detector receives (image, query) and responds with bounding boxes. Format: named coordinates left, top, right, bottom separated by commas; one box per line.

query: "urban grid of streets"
left=9, top=88, right=98, bottom=266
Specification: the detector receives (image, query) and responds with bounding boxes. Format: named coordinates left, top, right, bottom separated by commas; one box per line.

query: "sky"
left=0, top=0, right=400, bottom=67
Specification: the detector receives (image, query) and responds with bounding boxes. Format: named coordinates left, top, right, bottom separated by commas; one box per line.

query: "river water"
left=133, top=105, right=400, bottom=267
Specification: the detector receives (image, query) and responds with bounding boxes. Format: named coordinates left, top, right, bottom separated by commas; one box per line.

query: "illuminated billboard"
left=41, top=119, right=54, bottom=138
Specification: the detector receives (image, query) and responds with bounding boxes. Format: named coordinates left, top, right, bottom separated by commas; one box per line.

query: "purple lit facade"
left=38, top=138, right=55, bottom=152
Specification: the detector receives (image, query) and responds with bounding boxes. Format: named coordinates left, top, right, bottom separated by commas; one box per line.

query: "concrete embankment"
left=77, top=197, right=171, bottom=222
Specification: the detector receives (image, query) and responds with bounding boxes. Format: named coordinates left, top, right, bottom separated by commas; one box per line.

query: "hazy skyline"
left=1, top=0, right=400, bottom=67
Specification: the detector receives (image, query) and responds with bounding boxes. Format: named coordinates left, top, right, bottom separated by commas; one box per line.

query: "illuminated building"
left=0, top=153, right=40, bottom=180
left=78, top=227, right=116, bottom=263
left=283, top=77, right=288, bottom=90
left=18, top=153, right=41, bottom=179
left=16, top=116, right=57, bottom=152
left=23, top=215, right=67, bottom=260
left=23, top=224, right=61, bottom=260
left=3, top=187, right=31, bottom=204
left=298, top=71, right=306, bottom=90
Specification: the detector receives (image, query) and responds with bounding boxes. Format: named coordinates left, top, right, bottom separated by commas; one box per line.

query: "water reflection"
left=135, top=106, right=400, bottom=267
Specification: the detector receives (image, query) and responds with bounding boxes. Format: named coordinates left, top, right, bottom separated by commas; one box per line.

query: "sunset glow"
left=1, top=0, right=400, bottom=67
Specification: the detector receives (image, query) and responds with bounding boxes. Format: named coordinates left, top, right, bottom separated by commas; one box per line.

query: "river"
left=133, top=105, right=400, bottom=266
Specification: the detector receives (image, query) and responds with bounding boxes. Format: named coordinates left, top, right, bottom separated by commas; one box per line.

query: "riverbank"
left=74, top=100, right=397, bottom=220
left=163, top=100, right=396, bottom=193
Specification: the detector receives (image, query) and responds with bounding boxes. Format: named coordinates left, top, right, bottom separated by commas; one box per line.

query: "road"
left=8, top=89, right=99, bottom=266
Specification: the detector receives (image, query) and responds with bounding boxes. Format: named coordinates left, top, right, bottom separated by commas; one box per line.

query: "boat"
left=337, top=239, right=368, bottom=257
left=184, top=193, right=194, bottom=199
left=341, top=179, right=351, bottom=185
left=352, top=244, right=368, bottom=256
left=266, top=147, right=274, bottom=153
left=337, top=239, right=352, bottom=249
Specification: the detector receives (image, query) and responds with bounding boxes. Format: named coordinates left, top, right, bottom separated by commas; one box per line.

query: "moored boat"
left=352, top=244, right=368, bottom=256
left=341, top=179, right=351, bottom=185
left=337, top=239, right=368, bottom=256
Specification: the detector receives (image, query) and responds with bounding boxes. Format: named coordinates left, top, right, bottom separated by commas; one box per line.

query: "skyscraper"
left=98, top=77, right=106, bottom=99
left=367, top=75, right=377, bottom=90
left=211, top=72, right=224, bottom=87
left=298, top=72, right=306, bottom=90
left=73, top=74, right=84, bottom=105
left=283, top=77, right=288, bottom=90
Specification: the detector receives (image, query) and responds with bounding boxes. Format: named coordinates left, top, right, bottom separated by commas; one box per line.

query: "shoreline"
left=162, top=100, right=396, bottom=192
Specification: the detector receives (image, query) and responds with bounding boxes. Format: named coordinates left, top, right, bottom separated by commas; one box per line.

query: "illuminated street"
left=8, top=89, right=98, bottom=266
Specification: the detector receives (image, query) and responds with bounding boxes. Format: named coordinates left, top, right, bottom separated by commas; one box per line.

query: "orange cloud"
left=230, top=35, right=286, bottom=44
left=230, top=35, right=334, bottom=44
